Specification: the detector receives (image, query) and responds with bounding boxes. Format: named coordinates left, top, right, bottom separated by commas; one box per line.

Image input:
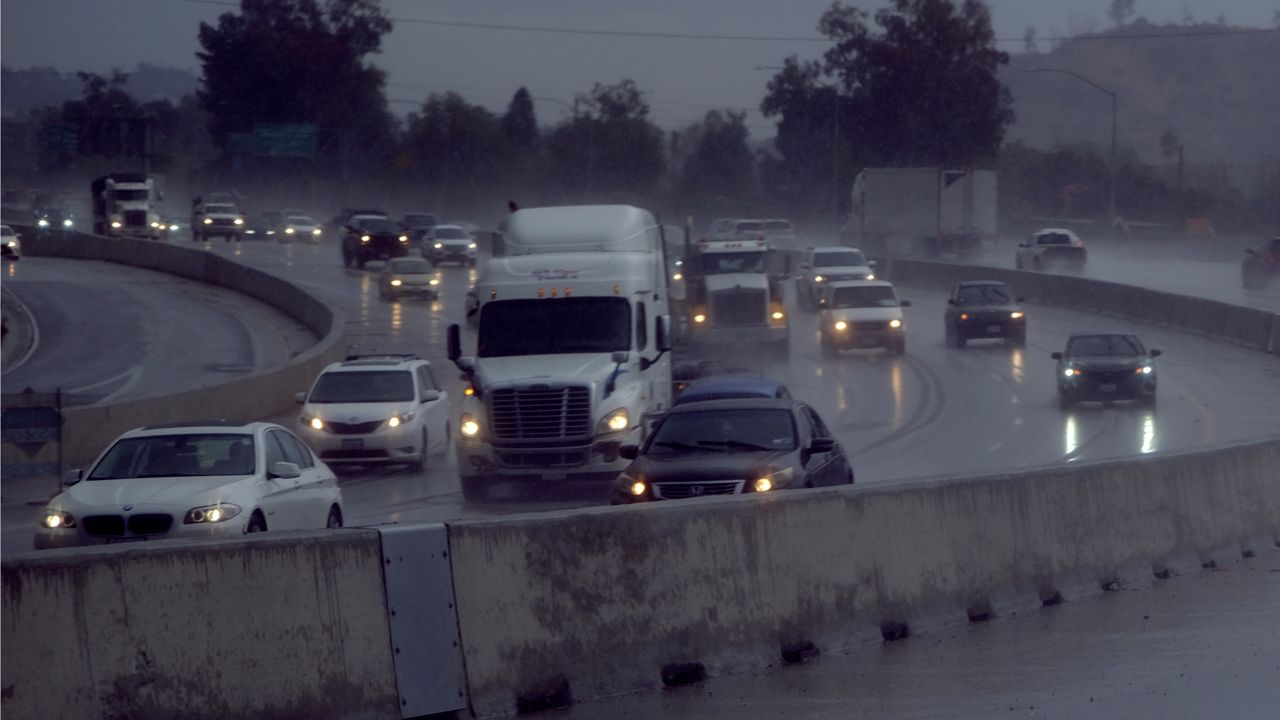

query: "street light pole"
left=1026, top=67, right=1119, bottom=225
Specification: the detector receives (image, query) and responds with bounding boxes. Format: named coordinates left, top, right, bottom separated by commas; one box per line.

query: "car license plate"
left=342, top=439, right=363, bottom=450
left=1100, top=383, right=1117, bottom=393
left=986, top=324, right=1002, bottom=334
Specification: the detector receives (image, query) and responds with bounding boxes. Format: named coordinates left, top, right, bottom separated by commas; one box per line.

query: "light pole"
left=755, top=66, right=841, bottom=231
left=1026, top=67, right=1118, bottom=225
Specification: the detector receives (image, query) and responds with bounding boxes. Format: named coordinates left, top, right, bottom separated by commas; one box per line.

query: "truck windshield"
left=814, top=250, right=867, bottom=267
left=479, top=297, right=631, bottom=356
left=700, top=251, right=768, bottom=275
left=113, top=190, right=149, bottom=201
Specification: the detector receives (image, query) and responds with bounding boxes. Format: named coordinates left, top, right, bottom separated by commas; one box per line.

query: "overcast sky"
left=3, top=0, right=1276, bottom=132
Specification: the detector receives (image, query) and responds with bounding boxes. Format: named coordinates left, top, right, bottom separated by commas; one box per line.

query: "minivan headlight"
left=387, top=411, right=415, bottom=428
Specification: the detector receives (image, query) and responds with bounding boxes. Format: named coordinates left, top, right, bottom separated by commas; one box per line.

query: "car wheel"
left=326, top=505, right=343, bottom=529
left=246, top=512, right=267, bottom=533
left=431, top=423, right=451, bottom=457
left=461, top=474, right=489, bottom=502
left=412, top=429, right=428, bottom=471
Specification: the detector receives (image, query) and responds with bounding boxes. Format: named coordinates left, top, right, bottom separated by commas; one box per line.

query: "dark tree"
left=546, top=79, right=665, bottom=196
left=1108, top=0, right=1137, bottom=27
left=679, top=110, right=756, bottom=206
left=196, top=0, right=395, bottom=167
left=502, top=87, right=539, bottom=149
left=759, top=57, right=843, bottom=212
left=818, top=0, right=1013, bottom=166
left=403, top=92, right=506, bottom=186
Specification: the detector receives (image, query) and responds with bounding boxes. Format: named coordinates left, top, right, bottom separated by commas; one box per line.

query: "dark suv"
left=944, top=280, right=1026, bottom=348
left=342, top=216, right=409, bottom=269
left=611, top=398, right=852, bottom=503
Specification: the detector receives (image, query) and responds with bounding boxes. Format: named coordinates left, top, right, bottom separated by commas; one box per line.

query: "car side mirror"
left=420, top=389, right=441, bottom=403
left=611, top=350, right=630, bottom=364
left=808, top=437, right=835, bottom=454
left=619, top=445, right=639, bottom=460
left=294, top=392, right=306, bottom=404
left=868, top=259, right=878, bottom=269
left=1149, top=349, right=1162, bottom=358
left=63, top=469, right=83, bottom=486
left=947, top=299, right=956, bottom=305
left=270, top=461, right=302, bottom=480
left=1244, top=249, right=1256, bottom=256
left=899, top=300, right=911, bottom=307
left=1051, top=352, right=1063, bottom=360
left=447, top=323, right=462, bottom=362
left=1016, top=297, right=1026, bottom=303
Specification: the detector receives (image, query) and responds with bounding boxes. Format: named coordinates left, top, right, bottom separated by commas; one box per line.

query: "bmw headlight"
left=598, top=408, right=630, bottom=434
left=184, top=503, right=242, bottom=524
left=387, top=411, right=415, bottom=428
left=460, top=413, right=481, bottom=438
left=41, top=510, right=76, bottom=529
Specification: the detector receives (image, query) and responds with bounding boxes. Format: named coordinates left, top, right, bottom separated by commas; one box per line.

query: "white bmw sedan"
left=34, top=421, right=344, bottom=550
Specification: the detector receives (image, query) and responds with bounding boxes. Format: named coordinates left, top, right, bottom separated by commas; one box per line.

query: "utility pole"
left=1027, top=67, right=1119, bottom=228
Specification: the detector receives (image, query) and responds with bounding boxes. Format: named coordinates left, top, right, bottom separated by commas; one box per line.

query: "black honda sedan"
left=1053, top=332, right=1161, bottom=409
left=944, top=280, right=1026, bottom=348
left=611, top=398, right=852, bottom=504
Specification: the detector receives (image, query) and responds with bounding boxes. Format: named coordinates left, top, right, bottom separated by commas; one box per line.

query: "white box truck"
left=447, top=205, right=674, bottom=500
left=845, top=167, right=997, bottom=258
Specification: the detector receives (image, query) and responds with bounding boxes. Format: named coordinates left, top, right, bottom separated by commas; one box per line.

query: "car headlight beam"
left=599, top=408, right=629, bottom=434
left=184, top=503, right=242, bottom=524
left=41, top=510, right=76, bottom=529
left=460, top=414, right=480, bottom=438
left=889, top=319, right=902, bottom=329
left=309, top=416, right=324, bottom=430
left=834, top=320, right=848, bottom=331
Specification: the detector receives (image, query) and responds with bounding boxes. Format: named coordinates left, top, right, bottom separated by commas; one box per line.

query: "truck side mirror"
left=899, top=300, right=911, bottom=307
left=63, top=469, right=83, bottom=486
left=447, top=324, right=461, bottom=362
left=947, top=299, right=956, bottom=305
left=619, top=445, right=639, bottom=460
left=294, top=392, right=306, bottom=404
left=868, top=259, right=878, bottom=269
left=655, top=315, right=672, bottom=352
left=611, top=350, right=630, bottom=364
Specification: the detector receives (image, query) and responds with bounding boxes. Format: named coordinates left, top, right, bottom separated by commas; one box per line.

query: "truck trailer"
left=845, top=167, right=997, bottom=259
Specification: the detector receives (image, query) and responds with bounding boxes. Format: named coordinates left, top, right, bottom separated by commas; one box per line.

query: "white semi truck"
left=681, top=234, right=790, bottom=353
left=447, top=205, right=674, bottom=500
left=844, top=167, right=997, bottom=258
left=90, top=173, right=162, bottom=239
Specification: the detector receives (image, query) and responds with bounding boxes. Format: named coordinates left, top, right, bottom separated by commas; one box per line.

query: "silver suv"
left=795, top=246, right=877, bottom=310
left=295, top=355, right=451, bottom=470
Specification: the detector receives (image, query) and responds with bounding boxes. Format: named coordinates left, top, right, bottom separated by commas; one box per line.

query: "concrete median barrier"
left=1, top=531, right=400, bottom=720
left=5, top=230, right=347, bottom=472
left=446, top=438, right=1280, bottom=717
left=878, top=258, right=1278, bottom=353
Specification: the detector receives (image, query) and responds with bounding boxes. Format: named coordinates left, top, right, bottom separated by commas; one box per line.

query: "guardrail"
left=1, top=228, right=348, bottom=479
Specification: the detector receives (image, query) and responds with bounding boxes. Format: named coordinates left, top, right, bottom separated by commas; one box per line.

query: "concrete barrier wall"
left=446, top=438, right=1280, bottom=717
left=877, top=257, right=1279, bottom=353
left=8, top=230, right=347, bottom=470
left=1, top=531, right=400, bottom=720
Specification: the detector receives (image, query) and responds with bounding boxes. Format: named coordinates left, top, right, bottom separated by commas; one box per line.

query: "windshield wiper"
left=653, top=441, right=720, bottom=453
left=698, top=440, right=772, bottom=452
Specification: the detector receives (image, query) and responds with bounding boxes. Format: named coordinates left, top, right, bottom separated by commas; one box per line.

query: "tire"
left=461, top=475, right=488, bottom=502
left=411, top=429, right=428, bottom=471
left=431, top=423, right=451, bottom=457
left=326, top=506, right=343, bottom=529
left=246, top=512, right=267, bottom=533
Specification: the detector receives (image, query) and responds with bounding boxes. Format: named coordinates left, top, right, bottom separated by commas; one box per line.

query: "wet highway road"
left=563, top=551, right=1280, bottom=719
left=0, top=255, right=317, bottom=406
left=4, top=235, right=1278, bottom=552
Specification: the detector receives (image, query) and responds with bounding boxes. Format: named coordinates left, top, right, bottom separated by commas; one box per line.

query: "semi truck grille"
left=711, top=288, right=766, bottom=327
left=496, top=450, right=588, bottom=469
left=491, top=385, right=591, bottom=441
left=124, top=210, right=147, bottom=227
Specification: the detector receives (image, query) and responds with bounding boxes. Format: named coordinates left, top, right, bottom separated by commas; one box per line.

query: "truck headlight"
left=429, top=278, right=440, bottom=286
left=834, top=320, right=848, bottom=331
left=814, top=275, right=825, bottom=283
left=889, top=319, right=902, bottom=329
left=390, top=278, right=403, bottom=286
left=184, top=503, right=242, bottom=524
left=111, top=221, right=123, bottom=228
left=234, top=217, right=245, bottom=226
left=203, top=218, right=213, bottom=225
left=460, top=414, right=481, bottom=437
left=598, top=408, right=629, bottom=434
left=41, top=510, right=76, bottom=529
left=753, top=467, right=792, bottom=492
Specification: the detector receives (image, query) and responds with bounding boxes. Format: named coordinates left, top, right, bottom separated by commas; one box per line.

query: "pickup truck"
left=1015, top=228, right=1087, bottom=272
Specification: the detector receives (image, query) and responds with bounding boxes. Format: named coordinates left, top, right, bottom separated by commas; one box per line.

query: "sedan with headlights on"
left=944, top=280, right=1026, bottom=348
left=33, top=421, right=343, bottom=550
left=280, top=214, right=323, bottom=242
left=378, top=257, right=440, bottom=300
left=1053, top=332, right=1161, bottom=409
left=611, top=398, right=852, bottom=504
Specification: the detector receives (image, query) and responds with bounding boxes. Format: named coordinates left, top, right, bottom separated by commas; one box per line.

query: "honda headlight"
left=387, top=411, right=415, bottom=428
left=184, top=503, right=242, bottom=524
left=753, top=467, right=793, bottom=492
left=598, top=408, right=630, bottom=434
left=41, top=510, right=76, bottom=529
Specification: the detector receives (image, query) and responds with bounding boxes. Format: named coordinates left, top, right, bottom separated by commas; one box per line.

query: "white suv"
left=295, top=355, right=450, bottom=469
left=796, top=246, right=877, bottom=310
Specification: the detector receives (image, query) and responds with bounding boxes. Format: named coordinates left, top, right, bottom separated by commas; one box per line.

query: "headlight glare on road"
left=460, top=414, right=480, bottom=437
left=889, top=319, right=902, bottom=329
left=184, top=503, right=242, bottom=524
left=41, top=510, right=75, bottom=529
left=834, top=320, right=848, bottom=331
